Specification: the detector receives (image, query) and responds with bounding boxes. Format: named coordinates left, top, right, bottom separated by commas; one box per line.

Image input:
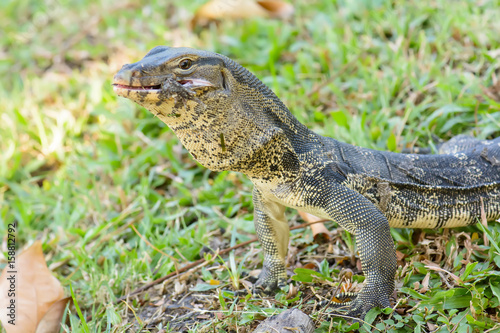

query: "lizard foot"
left=326, top=290, right=391, bottom=319
left=252, top=264, right=287, bottom=296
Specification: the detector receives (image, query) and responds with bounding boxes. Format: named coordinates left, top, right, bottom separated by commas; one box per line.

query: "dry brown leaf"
left=240, top=279, right=253, bottom=291
left=479, top=197, right=489, bottom=246
left=356, top=259, right=363, bottom=272
left=419, top=272, right=430, bottom=293
left=395, top=250, right=406, bottom=266
left=298, top=211, right=331, bottom=243
left=286, top=283, right=298, bottom=299
left=339, top=268, right=353, bottom=281
left=303, top=263, right=316, bottom=270
left=470, top=300, right=477, bottom=318
left=35, top=297, right=71, bottom=333
left=193, top=0, right=294, bottom=26
left=0, top=241, right=66, bottom=333
left=423, top=259, right=463, bottom=284
left=256, top=0, right=294, bottom=18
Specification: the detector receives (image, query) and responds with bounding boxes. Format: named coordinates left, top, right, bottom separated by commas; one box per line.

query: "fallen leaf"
left=396, top=250, right=406, bottom=266
left=0, top=241, right=66, bottom=333
left=470, top=300, right=477, bottom=318
left=240, top=279, right=253, bottom=290
left=303, top=263, right=316, bottom=270
left=298, top=211, right=331, bottom=243
left=419, top=272, right=430, bottom=293
left=248, top=269, right=261, bottom=279
left=35, top=297, right=71, bottom=333
left=395, top=308, right=406, bottom=315
left=173, top=280, right=186, bottom=296
left=256, top=0, right=294, bottom=18
left=286, top=283, right=298, bottom=299
left=479, top=197, right=489, bottom=246
left=356, top=259, right=362, bottom=272
left=153, top=298, right=166, bottom=307
left=427, top=322, right=437, bottom=331
left=339, top=268, right=353, bottom=281
left=423, top=260, right=463, bottom=284
left=192, top=0, right=294, bottom=27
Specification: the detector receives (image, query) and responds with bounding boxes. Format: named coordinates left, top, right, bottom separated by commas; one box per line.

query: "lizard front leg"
left=252, top=187, right=289, bottom=294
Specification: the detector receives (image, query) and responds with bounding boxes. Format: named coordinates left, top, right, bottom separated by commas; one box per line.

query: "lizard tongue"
left=179, top=78, right=213, bottom=88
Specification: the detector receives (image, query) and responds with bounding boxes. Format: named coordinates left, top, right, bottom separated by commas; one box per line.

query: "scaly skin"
left=113, top=46, right=500, bottom=318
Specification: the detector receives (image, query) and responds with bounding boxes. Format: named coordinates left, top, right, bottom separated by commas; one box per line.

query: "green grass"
left=1, top=0, right=500, bottom=332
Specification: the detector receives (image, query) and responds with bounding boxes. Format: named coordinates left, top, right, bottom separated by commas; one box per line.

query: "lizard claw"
left=328, top=299, right=367, bottom=319
left=325, top=290, right=391, bottom=320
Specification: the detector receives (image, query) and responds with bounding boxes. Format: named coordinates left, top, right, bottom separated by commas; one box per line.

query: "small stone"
left=252, top=309, right=314, bottom=333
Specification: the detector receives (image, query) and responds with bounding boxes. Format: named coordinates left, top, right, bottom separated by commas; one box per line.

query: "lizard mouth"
left=113, top=79, right=213, bottom=94
left=113, top=83, right=162, bottom=91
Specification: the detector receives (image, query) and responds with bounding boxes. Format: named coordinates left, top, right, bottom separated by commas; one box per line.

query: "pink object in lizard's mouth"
left=112, top=78, right=213, bottom=93
left=176, top=78, right=214, bottom=88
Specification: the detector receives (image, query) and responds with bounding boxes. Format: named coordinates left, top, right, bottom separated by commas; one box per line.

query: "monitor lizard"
left=113, top=46, right=500, bottom=318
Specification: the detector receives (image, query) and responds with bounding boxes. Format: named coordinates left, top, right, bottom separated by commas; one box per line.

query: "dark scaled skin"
left=113, top=46, right=500, bottom=318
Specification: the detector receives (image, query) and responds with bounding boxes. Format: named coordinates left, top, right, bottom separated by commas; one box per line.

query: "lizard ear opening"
left=221, top=69, right=229, bottom=90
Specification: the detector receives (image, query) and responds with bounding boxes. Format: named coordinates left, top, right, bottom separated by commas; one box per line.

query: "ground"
left=1, top=0, right=500, bottom=332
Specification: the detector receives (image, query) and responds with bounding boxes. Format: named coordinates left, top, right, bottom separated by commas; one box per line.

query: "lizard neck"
left=169, top=57, right=314, bottom=179
left=222, top=56, right=312, bottom=138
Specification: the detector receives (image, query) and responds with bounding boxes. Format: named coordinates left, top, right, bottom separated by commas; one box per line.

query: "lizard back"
left=318, top=137, right=500, bottom=228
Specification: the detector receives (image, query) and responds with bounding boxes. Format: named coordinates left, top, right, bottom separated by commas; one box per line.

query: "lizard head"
left=113, top=46, right=225, bottom=112
left=113, top=46, right=302, bottom=175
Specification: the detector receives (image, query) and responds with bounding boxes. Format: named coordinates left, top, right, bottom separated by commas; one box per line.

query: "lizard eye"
left=179, top=59, right=192, bottom=70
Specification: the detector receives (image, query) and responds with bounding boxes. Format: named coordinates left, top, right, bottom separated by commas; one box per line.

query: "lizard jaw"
left=112, top=78, right=213, bottom=97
